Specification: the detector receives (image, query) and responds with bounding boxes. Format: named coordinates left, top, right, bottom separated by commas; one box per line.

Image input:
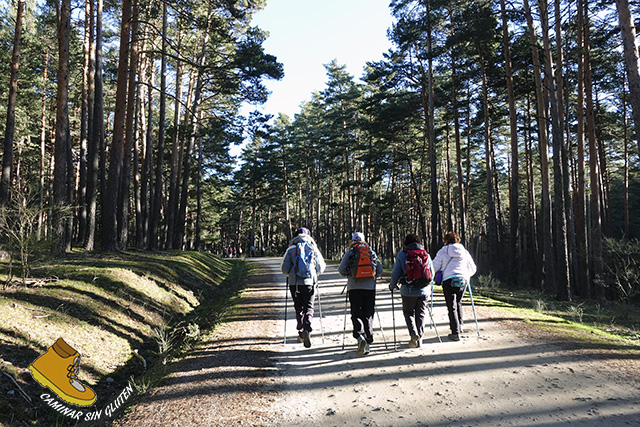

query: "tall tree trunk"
left=539, top=0, right=571, bottom=300
left=166, top=35, right=184, bottom=249
left=501, top=0, right=519, bottom=285
left=426, top=0, right=440, bottom=253
left=195, top=132, right=203, bottom=250
left=140, top=51, right=154, bottom=248
left=149, top=2, right=167, bottom=250
left=86, top=0, right=103, bottom=250
left=524, top=0, right=555, bottom=292
left=176, top=13, right=211, bottom=249
left=117, top=0, right=138, bottom=249
left=616, top=0, right=640, bottom=158
left=103, top=0, right=131, bottom=251
left=0, top=0, right=25, bottom=206
left=575, top=0, right=590, bottom=298
left=77, top=0, right=92, bottom=243
left=584, top=0, right=604, bottom=298
left=38, top=52, right=50, bottom=239
left=53, top=0, right=71, bottom=256
left=476, top=44, right=499, bottom=272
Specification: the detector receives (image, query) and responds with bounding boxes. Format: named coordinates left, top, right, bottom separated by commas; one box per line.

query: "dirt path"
left=116, top=258, right=640, bottom=426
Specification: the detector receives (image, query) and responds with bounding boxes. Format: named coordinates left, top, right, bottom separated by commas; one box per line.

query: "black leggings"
left=348, top=289, right=376, bottom=343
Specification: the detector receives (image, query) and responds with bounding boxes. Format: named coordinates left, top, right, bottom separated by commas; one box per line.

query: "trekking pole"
left=342, top=289, right=348, bottom=350
left=427, top=284, right=442, bottom=343
left=390, top=289, right=397, bottom=351
left=428, top=282, right=435, bottom=329
left=315, top=281, right=325, bottom=344
left=284, top=276, right=289, bottom=344
left=464, top=282, right=481, bottom=337
left=375, top=309, right=388, bottom=350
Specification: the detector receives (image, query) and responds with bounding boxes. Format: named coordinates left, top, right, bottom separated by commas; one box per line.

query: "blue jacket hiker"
left=281, top=227, right=326, bottom=348
left=432, top=231, right=477, bottom=341
left=389, top=234, right=434, bottom=348
left=338, top=232, right=383, bottom=355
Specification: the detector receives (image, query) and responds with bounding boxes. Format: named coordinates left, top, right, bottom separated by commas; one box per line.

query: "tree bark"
left=616, top=0, right=640, bottom=158
left=85, top=0, right=103, bottom=251
left=53, top=0, right=72, bottom=256
left=0, top=0, right=25, bottom=206
left=166, top=34, right=184, bottom=249
left=149, top=1, right=167, bottom=250
left=103, top=0, right=131, bottom=251
left=524, top=0, right=555, bottom=292
left=176, top=13, right=211, bottom=249
left=501, top=0, right=519, bottom=286
left=117, top=0, right=139, bottom=249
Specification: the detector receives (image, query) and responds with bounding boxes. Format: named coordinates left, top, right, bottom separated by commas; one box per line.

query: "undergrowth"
left=0, top=251, right=252, bottom=426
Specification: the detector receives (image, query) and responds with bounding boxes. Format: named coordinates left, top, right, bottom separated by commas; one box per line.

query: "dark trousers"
left=289, top=284, right=315, bottom=333
left=402, top=295, right=428, bottom=338
left=348, top=289, right=375, bottom=343
left=442, top=279, right=465, bottom=334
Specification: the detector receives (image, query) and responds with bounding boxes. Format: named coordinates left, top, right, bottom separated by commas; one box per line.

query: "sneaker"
left=448, top=333, right=460, bottom=341
left=409, top=335, right=419, bottom=348
left=357, top=335, right=366, bottom=355
left=29, top=338, right=96, bottom=407
left=302, top=330, right=311, bottom=348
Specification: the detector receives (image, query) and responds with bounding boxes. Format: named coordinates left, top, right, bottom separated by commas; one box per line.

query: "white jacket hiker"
left=432, top=232, right=477, bottom=341
left=432, top=242, right=477, bottom=283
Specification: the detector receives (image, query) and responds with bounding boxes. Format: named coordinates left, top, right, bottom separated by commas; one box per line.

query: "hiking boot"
left=409, top=335, right=419, bottom=348
left=363, top=342, right=370, bottom=355
left=448, top=333, right=460, bottom=342
left=302, top=330, right=311, bottom=348
left=297, top=332, right=304, bottom=343
left=357, top=335, right=367, bottom=355
left=29, top=338, right=96, bottom=407
left=416, top=337, right=423, bottom=348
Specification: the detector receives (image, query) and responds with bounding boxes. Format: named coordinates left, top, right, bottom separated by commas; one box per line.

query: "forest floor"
left=115, top=257, right=640, bottom=427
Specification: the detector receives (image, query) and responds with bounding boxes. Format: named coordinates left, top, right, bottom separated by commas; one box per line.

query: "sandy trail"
left=116, top=257, right=640, bottom=427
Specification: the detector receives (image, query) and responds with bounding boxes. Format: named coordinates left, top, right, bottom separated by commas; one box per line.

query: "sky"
left=245, top=0, right=395, bottom=120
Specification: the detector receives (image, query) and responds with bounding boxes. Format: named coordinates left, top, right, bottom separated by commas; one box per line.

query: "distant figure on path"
left=389, top=233, right=434, bottom=348
left=432, top=231, right=477, bottom=341
left=281, top=227, right=326, bottom=348
left=338, top=232, right=383, bottom=355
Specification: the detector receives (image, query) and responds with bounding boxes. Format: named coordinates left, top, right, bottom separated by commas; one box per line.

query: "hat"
left=351, top=232, right=365, bottom=241
left=296, top=227, right=310, bottom=236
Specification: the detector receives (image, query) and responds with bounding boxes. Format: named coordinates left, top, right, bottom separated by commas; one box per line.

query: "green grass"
left=475, top=285, right=640, bottom=349
left=0, top=251, right=252, bottom=426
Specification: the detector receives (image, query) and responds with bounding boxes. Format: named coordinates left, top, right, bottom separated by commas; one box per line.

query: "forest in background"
left=233, top=0, right=640, bottom=304
left=0, top=0, right=639, bottom=304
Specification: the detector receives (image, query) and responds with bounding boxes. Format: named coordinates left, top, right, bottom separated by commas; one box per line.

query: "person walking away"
left=281, top=227, right=326, bottom=348
left=432, top=231, right=477, bottom=341
left=389, top=234, right=434, bottom=348
left=338, top=232, right=383, bottom=355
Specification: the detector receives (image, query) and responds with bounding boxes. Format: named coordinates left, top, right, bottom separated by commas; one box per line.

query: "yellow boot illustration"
left=29, top=338, right=97, bottom=406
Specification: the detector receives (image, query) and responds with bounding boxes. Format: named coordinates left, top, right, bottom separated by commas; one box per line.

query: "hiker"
left=388, top=233, right=435, bottom=348
left=432, top=231, right=477, bottom=341
left=338, top=232, right=383, bottom=355
left=281, top=227, right=326, bottom=348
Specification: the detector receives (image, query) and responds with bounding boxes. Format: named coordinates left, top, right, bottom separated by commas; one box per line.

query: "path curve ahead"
left=117, top=257, right=640, bottom=427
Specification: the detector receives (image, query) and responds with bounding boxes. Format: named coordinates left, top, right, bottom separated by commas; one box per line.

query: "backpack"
left=405, top=249, right=432, bottom=288
left=294, top=241, right=317, bottom=278
left=348, top=243, right=376, bottom=278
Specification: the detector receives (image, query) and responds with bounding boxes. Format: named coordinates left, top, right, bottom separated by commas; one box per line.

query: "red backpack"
left=405, top=249, right=432, bottom=288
